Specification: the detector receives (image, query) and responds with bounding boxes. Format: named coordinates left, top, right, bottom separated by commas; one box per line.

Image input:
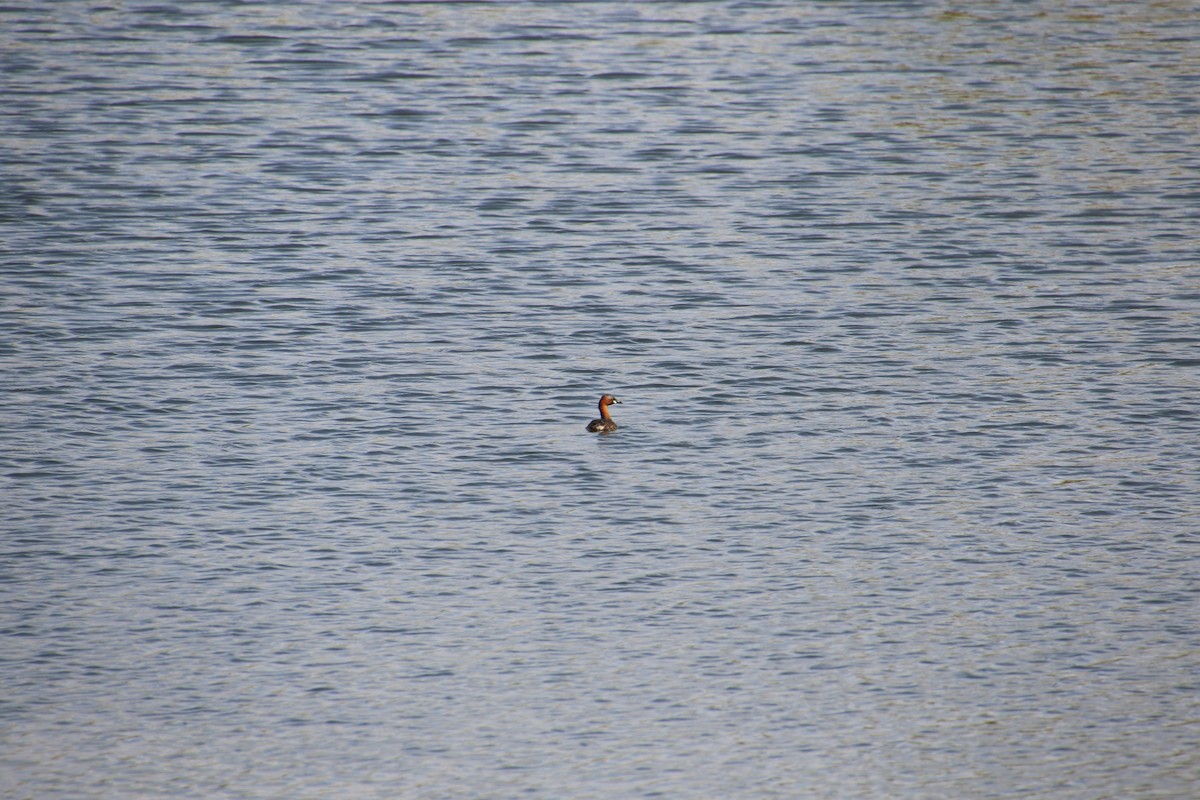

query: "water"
left=3, top=2, right=1199, bottom=797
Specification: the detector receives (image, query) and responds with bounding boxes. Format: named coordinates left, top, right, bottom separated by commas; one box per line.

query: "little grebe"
left=586, top=394, right=622, bottom=433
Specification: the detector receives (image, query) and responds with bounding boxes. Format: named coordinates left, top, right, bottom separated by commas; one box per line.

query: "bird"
left=586, top=394, right=622, bottom=433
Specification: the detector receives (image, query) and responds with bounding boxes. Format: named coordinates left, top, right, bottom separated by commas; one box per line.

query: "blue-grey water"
left=3, top=2, right=1199, bottom=798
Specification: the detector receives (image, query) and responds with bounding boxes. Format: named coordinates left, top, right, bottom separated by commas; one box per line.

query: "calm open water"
left=3, top=2, right=1199, bottom=798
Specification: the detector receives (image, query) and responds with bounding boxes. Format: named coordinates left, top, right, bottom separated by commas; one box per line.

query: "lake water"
left=2, top=2, right=1198, bottom=798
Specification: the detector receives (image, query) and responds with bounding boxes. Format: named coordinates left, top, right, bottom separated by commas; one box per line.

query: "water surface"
left=2, top=2, right=1198, bottom=798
